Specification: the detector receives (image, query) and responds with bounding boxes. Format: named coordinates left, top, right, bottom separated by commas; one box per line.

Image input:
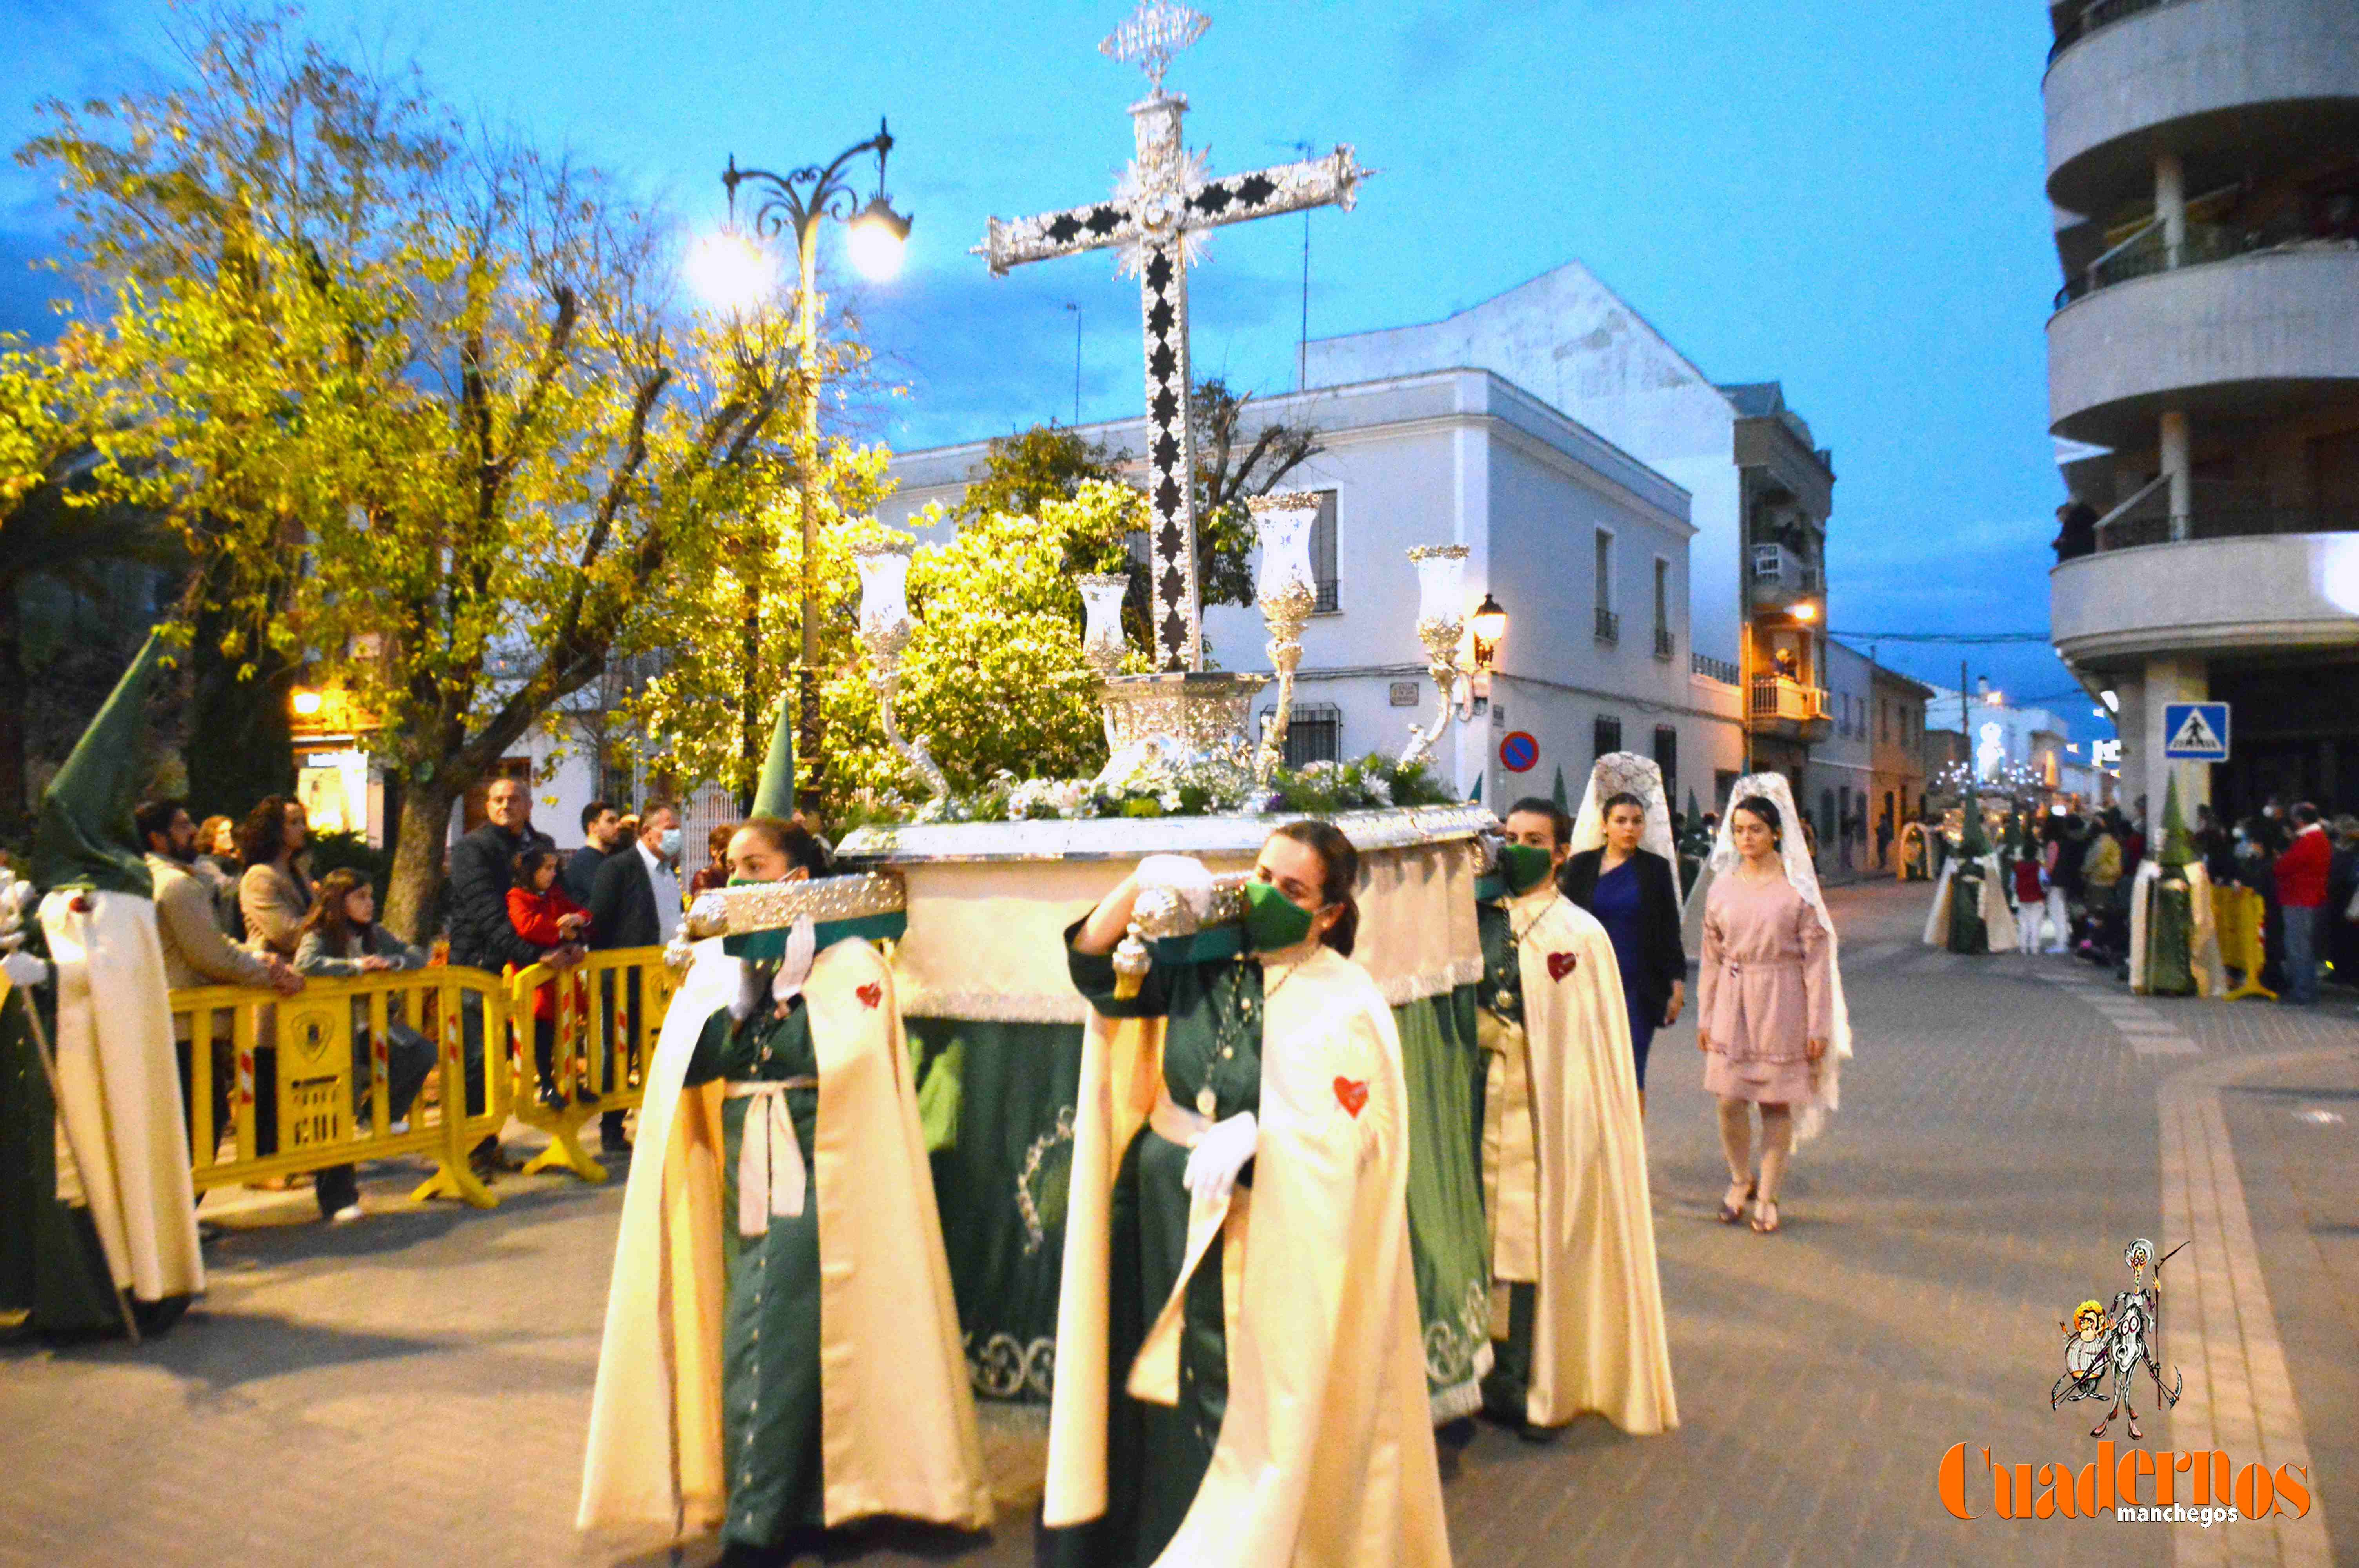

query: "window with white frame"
left=1311, top=490, right=1339, bottom=613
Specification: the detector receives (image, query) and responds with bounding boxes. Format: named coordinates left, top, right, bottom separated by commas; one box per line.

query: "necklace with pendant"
left=1492, top=892, right=1561, bottom=1014
left=1196, top=954, right=1300, bottom=1117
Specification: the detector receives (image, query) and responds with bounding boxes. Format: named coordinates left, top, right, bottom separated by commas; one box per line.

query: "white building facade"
left=881, top=368, right=1744, bottom=808
left=1299, top=260, right=1839, bottom=795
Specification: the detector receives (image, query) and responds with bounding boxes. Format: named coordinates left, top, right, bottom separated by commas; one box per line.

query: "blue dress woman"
left=1560, top=761, right=1689, bottom=1112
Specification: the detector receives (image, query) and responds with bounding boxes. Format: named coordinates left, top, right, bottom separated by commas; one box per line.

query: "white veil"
left=1568, top=752, right=1684, bottom=920
left=1683, top=772, right=1854, bottom=1144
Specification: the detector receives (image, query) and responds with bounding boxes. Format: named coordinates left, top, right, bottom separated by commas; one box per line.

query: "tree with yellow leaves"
left=25, top=9, right=812, bottom=934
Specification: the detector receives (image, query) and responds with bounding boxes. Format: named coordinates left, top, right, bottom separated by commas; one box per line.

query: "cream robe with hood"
left=35, top=889, right=204, bottom=1305
left=1045, top=941, right=1451, bottom=1568
left=1493, top=886, right=1677, bottom=1434
left=577, top=935, right=991, bottom=1536
left=1921, top=853, right=2019, bottom=951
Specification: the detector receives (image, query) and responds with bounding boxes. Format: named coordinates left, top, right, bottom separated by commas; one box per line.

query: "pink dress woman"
left=1697, top=872, right=1832, bottom=1105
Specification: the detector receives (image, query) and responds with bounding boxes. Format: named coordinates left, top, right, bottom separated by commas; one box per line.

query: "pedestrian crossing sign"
left=2161, top=702, right=2230, bottom=762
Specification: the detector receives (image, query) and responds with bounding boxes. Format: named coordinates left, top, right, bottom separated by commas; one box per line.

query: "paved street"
left=3, top=880, right=2353, bottom=1568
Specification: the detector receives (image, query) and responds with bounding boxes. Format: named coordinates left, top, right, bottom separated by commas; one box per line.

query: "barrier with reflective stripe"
left=171, top=967, right=511, bottom=1209
left=501, top=946, right=674, bottom=1184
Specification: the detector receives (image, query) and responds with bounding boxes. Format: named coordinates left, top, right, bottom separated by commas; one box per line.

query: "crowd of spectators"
left=128, top=777, right=747, bottom=1225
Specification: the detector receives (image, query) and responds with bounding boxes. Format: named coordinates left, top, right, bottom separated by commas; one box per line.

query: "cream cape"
left=1501, top=887, right=1677, bottom=1435
left=2126, top=860, right=2228, bottom=997
left=37, top=889, right=202, bottom=1304
left=1045, top=943, right=1452, bottom=1568
left=577, top=936, right=991, bottom=1535
left=1920, top=855, right=2019, bottom=952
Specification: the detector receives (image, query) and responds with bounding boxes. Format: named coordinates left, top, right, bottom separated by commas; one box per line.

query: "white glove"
left=728, top=958, right=761, bottom=1023
left=1135, top=854, right=1216, bottom=920
left=0, top=950, right=51, bottom=989
left=1182, top=1110, right=1258, bottom=1207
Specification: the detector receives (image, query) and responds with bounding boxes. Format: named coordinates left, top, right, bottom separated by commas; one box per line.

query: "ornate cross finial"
left=1100, top=1, right=1210, bottom=93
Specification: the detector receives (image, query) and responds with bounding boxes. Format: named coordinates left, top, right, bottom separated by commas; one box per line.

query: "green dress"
left=1469, top=899, right=1535, bottom=1422
left=1058, top=926, right=1264, bottom=1568
left=683, top=996, right=825, bottom=1550
left=1947, top=860, right=1991, bottom=955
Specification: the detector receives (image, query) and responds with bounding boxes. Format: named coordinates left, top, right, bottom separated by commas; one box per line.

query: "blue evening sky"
left=1, top=0, right=2103, bottom=737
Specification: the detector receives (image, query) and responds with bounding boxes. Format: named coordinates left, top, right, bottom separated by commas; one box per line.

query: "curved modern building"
left=2045, top=0, right=2359, bottom=817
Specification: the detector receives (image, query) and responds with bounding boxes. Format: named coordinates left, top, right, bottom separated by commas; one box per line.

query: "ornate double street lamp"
left=703, top=120, right=913, bottom=810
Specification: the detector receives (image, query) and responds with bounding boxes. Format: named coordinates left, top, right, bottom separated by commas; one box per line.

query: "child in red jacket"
left=507, top=846, right=589, bottom=1105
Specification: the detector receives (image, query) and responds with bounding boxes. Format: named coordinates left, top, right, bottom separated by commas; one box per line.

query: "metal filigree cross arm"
left=974, top=5, right=1367, bottom=675
left=1100, top=0, right=1210, bottom=93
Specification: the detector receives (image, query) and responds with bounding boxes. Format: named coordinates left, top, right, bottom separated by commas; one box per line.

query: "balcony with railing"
left=2090, top=474, right=2358, bottom=552
left=1654, top=624, right=1675, bottom=660
left=1594, top=606, right=1619, bottom=644
left=2048, top=0, right=2190, bottom=65
left=1692, top=652, right=1740, bottom=685
left=1749, top=675, right=1833, bottom=739
left=1747, top=541, right=1824, bottom=612
left=2052, top=210, right=2356, bottom=310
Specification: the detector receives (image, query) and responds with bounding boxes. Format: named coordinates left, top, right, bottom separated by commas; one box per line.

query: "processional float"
left=673, top=0, right=1506, bottom=1419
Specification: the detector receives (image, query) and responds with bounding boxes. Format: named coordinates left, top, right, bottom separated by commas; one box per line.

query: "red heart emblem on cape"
left=856, top=982, right=883, bottom=1010
left=1547, top=951, right=1579, bottom=982
left=1333, top=1076, right=1369, bottom=1118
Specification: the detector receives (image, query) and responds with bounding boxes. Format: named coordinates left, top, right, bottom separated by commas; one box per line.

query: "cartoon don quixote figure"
left=2053, top=1238, right=2184, bottom=1440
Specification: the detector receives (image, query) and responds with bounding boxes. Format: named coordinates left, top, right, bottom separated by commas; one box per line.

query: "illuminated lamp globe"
left=847, top=196, right=912, bottom=282
left=1471, top=592, right=1507, bottom=648
left=687, top=229, right=777, bottom=312
left=1791, top=601, right=1819, bottom=623
left=291, top=689, right=324, bottom=717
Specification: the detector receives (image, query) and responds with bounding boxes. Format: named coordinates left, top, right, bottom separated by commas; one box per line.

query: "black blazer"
left=588, top=846, right=665, bottom=951
left=1559, top=846, right=1687, bottom=1022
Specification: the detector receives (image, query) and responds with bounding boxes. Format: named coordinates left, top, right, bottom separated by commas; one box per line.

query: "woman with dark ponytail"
left=1694, top=784, right=1841, bottom=1236
left=1050, top=821, right=1448, bottom=1568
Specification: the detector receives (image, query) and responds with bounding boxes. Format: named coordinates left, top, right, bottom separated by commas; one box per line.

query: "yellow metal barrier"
left=2211, top=884, right=2277, bottom=1002
left=502, top=946, right=674, bottom=1185
left=173, top=967, right=511, bottom=1210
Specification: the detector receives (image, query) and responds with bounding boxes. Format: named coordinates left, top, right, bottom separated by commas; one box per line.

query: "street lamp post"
left=719, top=120, right=912, bottom=812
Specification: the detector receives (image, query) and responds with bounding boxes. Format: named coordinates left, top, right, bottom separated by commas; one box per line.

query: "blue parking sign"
left=2161, top=702, right=2230, bottom=762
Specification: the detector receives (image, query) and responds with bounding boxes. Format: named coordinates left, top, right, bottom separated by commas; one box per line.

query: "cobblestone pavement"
left=2, top=880, right=2352, bottom=1568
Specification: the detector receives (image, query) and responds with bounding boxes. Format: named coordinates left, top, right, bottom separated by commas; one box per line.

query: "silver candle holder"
left=1077, top=572, right=1131, bottom=752
left=1397, top=543, right=1469, bottom=773
left=1247, top=491, right=1320, bottom=793
left=851, top=539, right=950, bottom=806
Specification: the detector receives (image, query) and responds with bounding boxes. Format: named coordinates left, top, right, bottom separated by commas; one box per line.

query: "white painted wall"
left=878, top=367, right=1743, bottom=803
left=1301, top=260, right=1759, bottom=674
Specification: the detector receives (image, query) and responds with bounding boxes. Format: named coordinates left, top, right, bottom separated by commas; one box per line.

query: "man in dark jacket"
left=585, top=802, right=683, bottom=1153
left=562, top=799, right=624, bottom=906
left=448, top=775, right=570, bottom=1175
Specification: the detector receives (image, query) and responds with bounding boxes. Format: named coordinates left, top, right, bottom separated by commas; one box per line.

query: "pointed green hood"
left=2158, top=774, right=2197, bottom=869
left=750, top=696, right=797, bottom=819
left=1958, top=793, right=1992, bottom=857
left=33, top=630, right=165, bottom=898
left=1550, top=766, right=1568, bottom=812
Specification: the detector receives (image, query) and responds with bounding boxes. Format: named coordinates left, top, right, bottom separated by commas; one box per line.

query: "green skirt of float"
left=715, top=1087, right=825, bottom=1549
left=907, top=987, right=1492, bottom=1428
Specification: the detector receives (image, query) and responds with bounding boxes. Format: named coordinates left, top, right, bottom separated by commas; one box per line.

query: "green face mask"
left=1498, top=842, right=1556, bottom=895
left=1243, top=878, right=1318, bottom=953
